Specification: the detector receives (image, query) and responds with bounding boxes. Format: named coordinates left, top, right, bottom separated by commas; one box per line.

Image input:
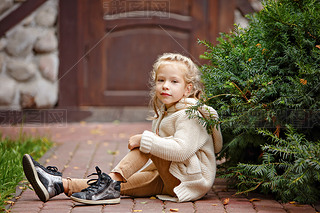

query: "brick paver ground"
left=1, top=122, right=318, bottom=213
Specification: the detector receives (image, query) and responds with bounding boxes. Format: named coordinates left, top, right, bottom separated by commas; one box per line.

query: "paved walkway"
left=1, top=122, right=318, bottom=213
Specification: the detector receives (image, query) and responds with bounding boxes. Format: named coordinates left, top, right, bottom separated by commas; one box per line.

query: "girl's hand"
left=128, top=134, right=142, bottom=150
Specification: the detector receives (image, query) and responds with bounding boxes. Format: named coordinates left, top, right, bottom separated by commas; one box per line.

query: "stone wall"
left=0, top=0, right=59, bottom=109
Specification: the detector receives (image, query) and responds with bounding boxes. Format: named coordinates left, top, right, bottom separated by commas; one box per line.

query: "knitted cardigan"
left=140, top=98, right=219, bottom=202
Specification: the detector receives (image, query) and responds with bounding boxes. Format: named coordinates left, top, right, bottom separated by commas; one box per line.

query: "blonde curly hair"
left=149, top=53, right=203, bottom=118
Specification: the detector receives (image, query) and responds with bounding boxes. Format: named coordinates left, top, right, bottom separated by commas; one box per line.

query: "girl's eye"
left=172, top=80, right=178, bottom=83
left=157, top=79, right=164, bottom=82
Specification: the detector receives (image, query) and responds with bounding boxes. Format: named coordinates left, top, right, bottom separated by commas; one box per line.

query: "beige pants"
left=64, top=149, right=180, bottom=198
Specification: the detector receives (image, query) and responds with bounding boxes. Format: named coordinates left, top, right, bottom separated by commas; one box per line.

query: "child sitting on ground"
left=23, top=53, right=222, bottom=204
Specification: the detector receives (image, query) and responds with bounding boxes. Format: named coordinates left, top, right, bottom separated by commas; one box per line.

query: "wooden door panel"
left=105, top=28, right=190, bottom=90
left=102, top=27, right=189, bottom=105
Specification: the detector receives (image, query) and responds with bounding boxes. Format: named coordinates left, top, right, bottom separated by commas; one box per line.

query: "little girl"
left=23, top=53, right=223, bottom=205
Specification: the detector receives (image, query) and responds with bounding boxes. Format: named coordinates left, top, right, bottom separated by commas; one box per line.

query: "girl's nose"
left=162, top=81, right=169, bottom=89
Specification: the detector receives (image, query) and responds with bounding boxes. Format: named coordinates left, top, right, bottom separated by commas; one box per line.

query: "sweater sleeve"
left=139, top=112, right=210, bottom=162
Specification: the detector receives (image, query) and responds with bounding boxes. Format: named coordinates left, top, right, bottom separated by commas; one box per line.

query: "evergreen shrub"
left=196, top=0, right=320, bottom=203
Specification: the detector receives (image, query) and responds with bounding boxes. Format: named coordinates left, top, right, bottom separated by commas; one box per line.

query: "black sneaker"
left=70, top=166, right=121, bottom=205
left=22, top=154, right=64, bottom=202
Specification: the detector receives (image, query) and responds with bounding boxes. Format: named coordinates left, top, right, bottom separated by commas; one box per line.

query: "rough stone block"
left=0, top=74, right=16, bottom=105
left=33, top=78, right=58, bottom=108
left=34, top=30, right=58, bottom=53
left=37, top=53, right=59, bottom=82
left=6, top=27, right=37, bottom=57
left=0, top=38, right=7, bottom=51
left=0, top=0, right=13, bottom=15
left=35, top=5, right=57, bottom=27
left=7, top=59, right=37, bottom=81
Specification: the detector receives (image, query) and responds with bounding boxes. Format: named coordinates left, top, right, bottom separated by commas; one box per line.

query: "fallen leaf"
left=90, top=129, right=103, bottom=135
left=73, top=166, right=79, bottom=169
left=170, top=209, right=179, bottom=212
left=223, top=198, right=230, bottom=205
left=150, top=196, right=157, bottom=199
left=80, top=121, right=86, bottom=126
left=64, top=165, right=69, bottom=168
left=133, top=210, right=142, bottom=212
left=103, top=142, right=109, bottom=147
left=107, top=150, right=119, bottom=155
left=212, top=204, right=218, bottom=206
left=289, top=201, right=304, bottom=207
left=4, top=201, right=14, bottom=205
left=87, top=140, right=93, bottom=145
left=316, top=45, right=320, bottom=49
left=140, top=201, right=148, bottom=204
left=113, top=120, right=120, bottom=125
left=249, top=198, right=261, bottom=202
left=119, top=133, right=126, bottom=138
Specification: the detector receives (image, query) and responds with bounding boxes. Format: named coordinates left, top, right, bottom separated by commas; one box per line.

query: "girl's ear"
left=185, top=83, right=193, bottom=96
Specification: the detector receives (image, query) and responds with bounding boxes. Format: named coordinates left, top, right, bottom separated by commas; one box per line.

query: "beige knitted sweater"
left=140, top=98, right=219, bottom=202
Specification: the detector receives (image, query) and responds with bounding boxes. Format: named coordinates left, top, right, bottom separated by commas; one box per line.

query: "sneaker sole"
left=22, top=154, right=49, bottom=202
left=70, top=196, right=120, bottom=205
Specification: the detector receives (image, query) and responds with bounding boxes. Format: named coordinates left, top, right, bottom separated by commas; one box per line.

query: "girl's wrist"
left=140, top=130, right=154, bottom=153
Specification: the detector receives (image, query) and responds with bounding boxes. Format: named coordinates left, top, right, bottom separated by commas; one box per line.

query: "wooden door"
left=59, top=0, right=235, bottom=107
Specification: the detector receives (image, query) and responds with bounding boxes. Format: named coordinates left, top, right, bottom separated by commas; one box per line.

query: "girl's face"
left=155, top=62, right=192, bottom=109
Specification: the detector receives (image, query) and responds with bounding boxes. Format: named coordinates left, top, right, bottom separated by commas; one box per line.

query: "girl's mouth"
left=161, top=92, right=171, bottom=96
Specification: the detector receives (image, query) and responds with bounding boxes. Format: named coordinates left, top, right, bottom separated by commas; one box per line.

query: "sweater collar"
left=160, top=98, right=198, bottom=114
left=159, top=98, right=219, bottom=120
